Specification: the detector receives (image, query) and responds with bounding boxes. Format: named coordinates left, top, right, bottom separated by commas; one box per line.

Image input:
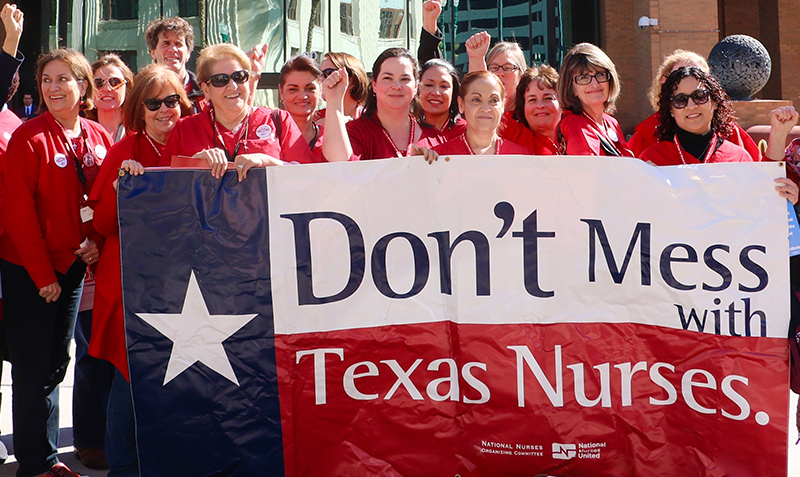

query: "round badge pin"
left=95, top=144, right=107, bottom=159
left=54, top=153, right=68, bottom=168
left=83, top=153, right=96, bottom=167
left=256, top=124, right=272, bottom=139
left=607, top=128, right=618, bottom=143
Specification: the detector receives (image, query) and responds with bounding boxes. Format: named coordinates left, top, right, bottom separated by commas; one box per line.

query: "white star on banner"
left=136, top=271, right=258, bottom=386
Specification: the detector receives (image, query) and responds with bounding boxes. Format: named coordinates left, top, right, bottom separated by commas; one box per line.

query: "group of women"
left=3, top=13, right=800, bottom=477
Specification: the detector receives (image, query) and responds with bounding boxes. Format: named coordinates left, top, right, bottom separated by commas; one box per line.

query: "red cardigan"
left=559, top=110, right=633, bottom=157
left=87, top=132, right=162, bottom=379
left=499, top=111, right=560, bottom=155
left=160, top=106, right=315, bottom=166
left=629, top=112, right=762, bottom=161
left=1, top=112, right=112, bottom=289
left=639, top=136, right=751, bottom=166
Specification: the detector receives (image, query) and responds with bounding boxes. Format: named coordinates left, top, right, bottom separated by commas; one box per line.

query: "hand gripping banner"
left=119, top=157, right=791, bottom=477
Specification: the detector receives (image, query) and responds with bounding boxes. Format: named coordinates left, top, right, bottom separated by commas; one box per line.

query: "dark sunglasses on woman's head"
left=143, top=94, right=181, bottom=111
left=573, top=71, right=610, bottom=85
left=670, top=89, right=710, bottom=109
left=207, top=69, right=249, bottom=88
left=93, top=77, right=126, bottom=90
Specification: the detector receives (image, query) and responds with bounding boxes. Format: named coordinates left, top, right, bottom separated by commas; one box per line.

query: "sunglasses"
left=143, top=94, right=181, bottom=111
left=573, top=71, right=610, bottom=85
left=670, top=89, right=711, bottom=109
left=488, top=64, right=520, bottom=73
left=93, top=77, right=126, bottom=90
left=207, top=69, right=249, bottom=88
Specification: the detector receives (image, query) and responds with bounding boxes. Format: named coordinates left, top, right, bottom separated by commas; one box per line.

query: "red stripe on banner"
left=277, top=322, right=788, bottom=477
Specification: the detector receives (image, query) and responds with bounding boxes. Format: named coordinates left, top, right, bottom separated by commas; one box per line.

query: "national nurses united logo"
left=552, top=443, right=576, bottom=460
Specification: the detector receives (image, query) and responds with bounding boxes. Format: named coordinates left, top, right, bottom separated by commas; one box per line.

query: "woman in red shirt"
left=278, top=54, right=327, bottom=162
left=556, top=43, right=633, bottom=157
left=416, top=59, right=465, bottom=140
left=330, top=48, right=442, bottom=161
left=500, top=65, right=563, bottom=155
left=89, top=63, right=193, bottom=477
left=628, top=49, right=761, bottom=161
left=0, top=48, right=111, bottom=477
left=161, top=43, right=320, bottom=178
left=431, top=71, right=528, bottom=157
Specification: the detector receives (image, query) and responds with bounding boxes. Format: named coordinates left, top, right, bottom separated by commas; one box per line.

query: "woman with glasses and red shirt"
left=161, top=44, right=323, bottom=179
left=556, top=43, right=633, bottom=157
left=640, top=67, right=758, bottom=166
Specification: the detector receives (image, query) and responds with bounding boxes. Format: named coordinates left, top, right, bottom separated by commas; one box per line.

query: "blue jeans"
left=1, top=260, right=83, bottom=477
left=73, top=309, right=115, bottom=449
left=106, top=369, right=138, bottom=477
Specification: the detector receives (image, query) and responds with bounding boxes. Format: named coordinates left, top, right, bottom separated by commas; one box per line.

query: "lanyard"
left=582, top=112, right=620, bottom=151
left=49, top=115, right=91, bottom=186
left=210, top=106, right=250, bottom=161
left=378, top=116, right=416, bottom=157
left=143, top=132, right=164, bottom=157
left=673, top=133, right=720, bottom=164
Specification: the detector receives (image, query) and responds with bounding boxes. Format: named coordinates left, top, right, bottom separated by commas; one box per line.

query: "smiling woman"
left=87, top=54, right=134, bottom=143
left=556, top=43, right=633, bottom=157
left=278, top=54, right=325, bottom=161
left=161, top=43, right=327, bottom=180
left=0, top=48, right=113, bottom=477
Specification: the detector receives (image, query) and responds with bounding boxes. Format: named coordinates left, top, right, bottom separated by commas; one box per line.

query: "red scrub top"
left=560, top=110, right=633, bottom=157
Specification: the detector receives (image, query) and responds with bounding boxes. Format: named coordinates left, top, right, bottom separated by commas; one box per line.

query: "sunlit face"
left=93, top=64, right=127, bottom=112
left=523, top=81, right=560, bottom=136
left=458, top=77, right=504, bottom=133
left=279, top=71, right=320, bottom=121
left=199, top=57, right=249, bottom=117
left=418, top=65, right=453, bottom=120
left=671, top=76, right=714, bottom=135
left=41, top=59, right=87, bottom=117
left=143, top=85, right=181, bottom=143
left=487, top=51, right=522, bottom=107
left=150, top=30, right=190, bottom=77
left=372, top=56, right=416, bottom=112
left=572, top=66, right=609, bottom=111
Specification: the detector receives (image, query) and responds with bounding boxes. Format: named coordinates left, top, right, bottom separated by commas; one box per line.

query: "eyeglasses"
left=207, top=69, right=250, bottom=88
left=670, top=89, right=711, bottom=109
left=573, top=72, right=610, bottom=85
left=488, top=64, right=520, bottom=73
left=322, top=68, right=336, bottom=78
left=93, top=77, right=126, bottom=90
left=143, top=94, right=181, bottom=111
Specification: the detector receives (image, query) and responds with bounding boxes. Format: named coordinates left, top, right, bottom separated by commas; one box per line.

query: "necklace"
left=210, top=106, right=250, bottom=161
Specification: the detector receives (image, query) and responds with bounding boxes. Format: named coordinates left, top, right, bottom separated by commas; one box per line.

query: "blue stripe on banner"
left=118, top=168, right=283, bottom=476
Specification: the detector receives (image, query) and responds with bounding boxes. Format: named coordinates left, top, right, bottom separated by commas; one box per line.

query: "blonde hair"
left=557, top=43, right=620, bottom=115
left=196, top=43, right=251, bottom=85
left=647, top=49, right=709, bottom=109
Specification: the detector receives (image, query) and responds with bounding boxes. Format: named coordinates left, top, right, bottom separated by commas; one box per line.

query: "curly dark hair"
left=656, top=66, right=735, bottom=141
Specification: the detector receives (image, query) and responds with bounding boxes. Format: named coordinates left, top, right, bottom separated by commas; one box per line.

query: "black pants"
left=1, top=260, right=83, bottom=477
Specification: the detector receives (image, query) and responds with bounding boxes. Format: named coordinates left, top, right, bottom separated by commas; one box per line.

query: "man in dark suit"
left=15, top=92, right=35, bottom=121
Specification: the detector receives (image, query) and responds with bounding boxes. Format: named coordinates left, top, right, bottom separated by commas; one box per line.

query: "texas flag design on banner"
left=119, top=157, right=791, bottom=477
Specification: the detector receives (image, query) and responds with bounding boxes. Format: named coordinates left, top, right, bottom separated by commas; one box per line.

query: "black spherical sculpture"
left=708, top=35, right=771, bottom=101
